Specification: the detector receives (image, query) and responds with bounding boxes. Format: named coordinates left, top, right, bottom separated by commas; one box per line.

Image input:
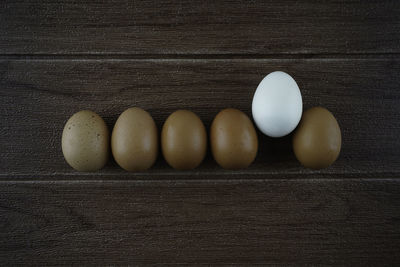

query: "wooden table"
left=1, top=0, right=400, bottom=265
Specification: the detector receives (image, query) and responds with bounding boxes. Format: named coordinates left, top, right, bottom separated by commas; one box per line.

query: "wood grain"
left=1, top=58, right=399, bottom=178
left=1, top=0, right=400, bottom=265
left=1, top=0, right=399, bottom=55
left=0, top=179, right=399, bottom=265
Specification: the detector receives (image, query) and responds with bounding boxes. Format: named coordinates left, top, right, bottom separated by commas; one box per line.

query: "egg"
left=62, top=110, right=110, bottom=171
left=252, top=71, right=303, bottom=137
left=111, top=107, right=158, bottom=171
left=210, top=108, right=258, bottom=169
left=161, top=110, right=207, bottom=170
left=293, top=107, right=341, bottom=169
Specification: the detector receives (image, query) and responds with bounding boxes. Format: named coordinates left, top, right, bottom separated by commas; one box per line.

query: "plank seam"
left=0, top=53, right=399, bottom=60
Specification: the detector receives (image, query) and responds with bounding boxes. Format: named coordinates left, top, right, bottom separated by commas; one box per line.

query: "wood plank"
left=0, top=178, right=399, bottom=265
left=1, top=0, right=399, bottom=55
left=1, top=58, right=399, bottom=178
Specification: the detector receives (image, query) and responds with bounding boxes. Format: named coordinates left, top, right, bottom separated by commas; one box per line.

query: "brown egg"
left=161, top=110, right=207, bottom=170
left=293, top=107, right=341, bottom=169
left=62, top=110, right=109, bottom=171
left=210, top=108, right=258, bottom=169
left=112, top=107, right=158, bottom=171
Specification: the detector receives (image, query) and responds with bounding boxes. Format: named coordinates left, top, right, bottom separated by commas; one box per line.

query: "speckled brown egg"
left=293, top=107, right=341, bottom=169
left=161, top=110, right=207, bottom=170
left=111, top=107, right=158, bottom=171
left=62, top=110, right=110, bottom=171
left=210, top=108, right=258, bottom=169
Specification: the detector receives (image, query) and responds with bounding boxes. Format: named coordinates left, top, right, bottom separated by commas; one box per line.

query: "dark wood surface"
left=1, top=179, right=400, bottom=265
left=1, top=0, right=400, bottom=265
left=1, top=0, right=400, bottom=55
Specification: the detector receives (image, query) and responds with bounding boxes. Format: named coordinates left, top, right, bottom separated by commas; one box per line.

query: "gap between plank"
left=0, top=53, right=399, bottom=61
left=0, top=177, right=398, bottom=184
left=0, top=171, right=399, bottom=182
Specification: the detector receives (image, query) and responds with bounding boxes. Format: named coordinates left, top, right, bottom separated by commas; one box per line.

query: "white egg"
left=252, top=71, right=303, bottom=137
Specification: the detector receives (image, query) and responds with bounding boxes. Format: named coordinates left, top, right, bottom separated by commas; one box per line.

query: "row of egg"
left=62, top=108, right=258, bottom=171
left=62, top=71, right=341, bottom=171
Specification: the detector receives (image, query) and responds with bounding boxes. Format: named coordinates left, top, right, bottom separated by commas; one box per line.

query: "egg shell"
left=161, top=110, right=207, bottom=170
left=111, top=107, right=158, bottom=172
left=252, top=71, right=303, bottom=137
left=210, top=108, right=258, bottom=169
left=293, top=107, right=341, bottom=169
left=62, top=110, right=110, bottom=171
